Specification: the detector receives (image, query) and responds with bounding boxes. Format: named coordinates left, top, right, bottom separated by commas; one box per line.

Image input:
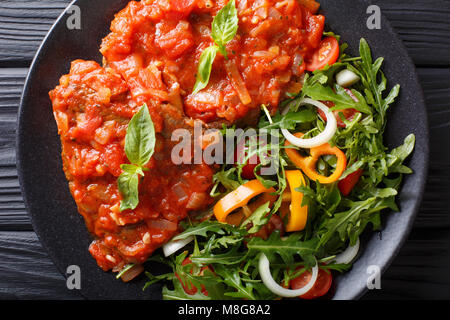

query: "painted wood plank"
left=0, top=0, right=69, bottom=66
left=363, top=228, right=450, bottom=299
left=0, top=231, right=80, bottom=299
left=0, top=0, right=449, bottom=66
left=378, top=0, right=450, bottom=66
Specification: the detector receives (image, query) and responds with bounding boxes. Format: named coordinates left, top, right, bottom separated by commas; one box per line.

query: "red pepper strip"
left=338, top=169, right=364, bottom=196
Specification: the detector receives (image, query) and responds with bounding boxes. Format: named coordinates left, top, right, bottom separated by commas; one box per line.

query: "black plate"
left=17, top=0, right=429, bottom=300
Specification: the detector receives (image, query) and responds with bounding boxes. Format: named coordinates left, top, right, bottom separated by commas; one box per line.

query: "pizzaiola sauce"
left=49, top=0, right=324, bottom=271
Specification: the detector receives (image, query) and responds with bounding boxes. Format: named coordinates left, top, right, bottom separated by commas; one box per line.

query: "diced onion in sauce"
left=120, top=264, right=144, bottom=283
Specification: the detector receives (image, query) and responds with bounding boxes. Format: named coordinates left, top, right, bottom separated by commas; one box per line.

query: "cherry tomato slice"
left=251, top=214, right=285, bottom=240
left=338, top=169, right=364, bottom=196
left=290, top=268, right=333, bottom=299
left=305, top=36, right=340, bottom=72
left=317, top=101, right=358, bottom=128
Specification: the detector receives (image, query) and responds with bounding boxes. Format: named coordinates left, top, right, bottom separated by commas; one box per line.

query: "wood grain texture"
left=0, top=0, right=69, bottom=66
left=0, top=0, right=449, bottom=300
left=0, top=231, right=79, bottom=299
left=363, top=228, right=450, bottom=300
left=378, top=0, right=450, bottom=67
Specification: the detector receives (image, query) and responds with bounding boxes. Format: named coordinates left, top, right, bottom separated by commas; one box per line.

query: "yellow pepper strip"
left=214, top=180, right=275, bottom=223
left=285, top=133, right=347, bottom=184
left=283, top=170, right=308, bottom=232
left=226, top=192, right=278, bottom=226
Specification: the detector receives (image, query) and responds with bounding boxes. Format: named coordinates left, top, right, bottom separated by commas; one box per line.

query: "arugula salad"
left=125, top=36, right=417, bottom=300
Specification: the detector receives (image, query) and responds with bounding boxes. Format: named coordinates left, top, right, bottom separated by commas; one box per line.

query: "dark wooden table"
left=0, top=0, right=449, bottom=300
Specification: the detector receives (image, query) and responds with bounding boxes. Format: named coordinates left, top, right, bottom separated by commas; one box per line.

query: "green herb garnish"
left=193, top=0, right=238, bottom=94
left=118, top=104, right=155, bottom=211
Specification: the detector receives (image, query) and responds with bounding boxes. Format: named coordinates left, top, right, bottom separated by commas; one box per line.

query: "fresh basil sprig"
left=192, top=46, right=219, bottom=94
left=118, top=104, right=155, bottom=211
left=125, top=103, right=155, bottom=166
left=192, top=0, right=238, bottom=94
left=211, top=0, right=238, bottom=59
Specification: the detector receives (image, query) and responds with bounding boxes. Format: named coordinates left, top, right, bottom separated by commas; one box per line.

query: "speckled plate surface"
left=16, top=0, right=429, bottom=300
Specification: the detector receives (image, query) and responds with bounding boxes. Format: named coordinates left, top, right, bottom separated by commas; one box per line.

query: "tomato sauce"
left=50, top=60, right=214, bottom=271
left=49, top=0, right=325, bottom=271
left=101, top=0, right=325, bottom=123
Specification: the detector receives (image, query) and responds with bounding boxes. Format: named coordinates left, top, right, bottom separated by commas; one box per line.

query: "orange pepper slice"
left=283, top=170, right=308, bottom=232
left=285, top=133, right=347, bottom=184
left=214, top=180, right=275, bottom=223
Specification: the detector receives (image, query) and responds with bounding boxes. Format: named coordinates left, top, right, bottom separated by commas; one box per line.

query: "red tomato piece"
left=305, top=15, right=325, bottom=49
left=338, top=169, right=364, bottom=196
left=252, top=214, right=285, bottom=240
left=298, top=0, right=321, bottom=14
left=305, top=36, right=340, bottom=71
left=290, top=268, right=333, bottom=299
left=235, top=143, right=261, bottom=180
left=168, top=0, right=196, bottom=19
left=317, top=101, right=358, bottom=128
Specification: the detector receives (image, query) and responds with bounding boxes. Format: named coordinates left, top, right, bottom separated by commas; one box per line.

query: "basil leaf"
left=118, top=164, right=144, bottom=211
left=125, top=104, right=155, bottom=167
left=211, top=0, right=238, bottom=58
left=193, top=45, right=219, bottom=94
left=192, top=0, right=239, bottom=94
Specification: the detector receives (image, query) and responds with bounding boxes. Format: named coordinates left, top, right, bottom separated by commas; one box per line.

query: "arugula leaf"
left=211, top=167, right=241, bottom=195
left=241, top=202, right=271, bottom=234
left=213, top=264, right=257, bottom=300
left=191, top=247, right=246, bottom=265
left=211, top=0, right=238, bottom=58
left=143, top=271, right=173, bottom=290
left=302, top=81, right=372, bottom=114
left=173, top=221, right=243, bottom=241
left=387, top=134, right=415, bottom=169
left=357, top=38, right=400, bottom=126
left=260, top=109, right=316, bottom=130
left=124, top=104, right=155, bottom=167
left=317, top=196, right=398, bottom=249
left=162, top=280, right=212, bottom=300
left=247, top=232, right=318, bottom=266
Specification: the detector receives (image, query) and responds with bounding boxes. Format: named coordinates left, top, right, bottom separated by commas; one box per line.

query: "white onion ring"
left=334, top=238, right=360, bottom=264
left=258, top=253, right=318, bottom=298
left=281, top=98, right=337, bottom=148
left=162, top=236, right=194, bottom=257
